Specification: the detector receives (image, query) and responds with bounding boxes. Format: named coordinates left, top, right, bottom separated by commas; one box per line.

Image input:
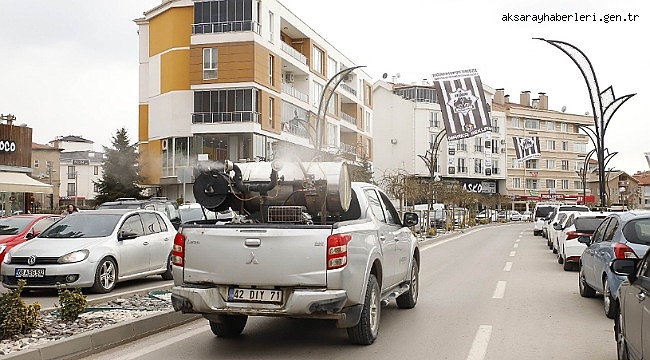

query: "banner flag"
left=432, top=69, right=492, bottom=141
left=513, top=136, right=542, bottom=162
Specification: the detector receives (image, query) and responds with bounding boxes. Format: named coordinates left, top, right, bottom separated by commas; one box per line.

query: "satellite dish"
left=561, top=106, right=566, bottom=112
left=382, top=73, right=388, bottom=79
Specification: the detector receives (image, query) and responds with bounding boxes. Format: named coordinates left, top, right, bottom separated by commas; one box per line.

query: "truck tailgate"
left=182, top=225, right=332, bottom=286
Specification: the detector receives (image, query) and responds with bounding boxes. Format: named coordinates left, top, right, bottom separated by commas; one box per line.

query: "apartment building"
left=30, top=142, right=62, bottom=211
left=372, top=80, right=507, bottom=198
left=136, top=0, right=373, bottom=201
left=494, top=89, right=594, bottom=211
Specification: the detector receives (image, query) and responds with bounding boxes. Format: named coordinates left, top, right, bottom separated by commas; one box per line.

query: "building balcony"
left=340, top=142, right=357, bottom=155
left=341, top=113, right=357, bottom=126
left=281, top=121, right=310, bottom=139
left=281, top=41, right=308, bottom=65
left=281, top=83, right=309, bottom=103
left=193, top=21, right=261, bottom=35
left=340, top=83, right=357, bottom=96
left=192, top=111, right=260, bottom=124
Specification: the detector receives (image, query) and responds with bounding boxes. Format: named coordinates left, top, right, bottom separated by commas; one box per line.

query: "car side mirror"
left=25, top=232, right=35, bottom=240
left=577, top=235, right=591, bottom=245
left=610, top=258, right=641, bottom=280
left=403, top=212, right=419, bottom=227
left=118, top=230, right=139, bottom=241
left=553, top=224, right=562, bottom=231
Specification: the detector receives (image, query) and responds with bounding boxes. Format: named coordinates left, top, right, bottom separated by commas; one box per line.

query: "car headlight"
left=58, top=249, right=90, bottom=264
left=3, top=252, right=10, bottom=264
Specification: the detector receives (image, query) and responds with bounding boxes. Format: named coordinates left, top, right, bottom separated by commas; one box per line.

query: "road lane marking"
left=509, top=251, right=516, bottom=257
left=503, top=262, right=512, bottom=271
left=513, top=243, right=519, bottom=248
left=492, top=281, right=507, bottom=299
left=466, top=325, right=492, bottom=360
left=515, top=238, right=520, bottom=243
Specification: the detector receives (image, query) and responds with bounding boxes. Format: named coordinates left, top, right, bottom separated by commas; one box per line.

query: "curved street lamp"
left=536, top=38, right=635, bottom=208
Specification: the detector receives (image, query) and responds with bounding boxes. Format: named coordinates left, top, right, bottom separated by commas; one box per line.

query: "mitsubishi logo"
left=27, top=255, right=37, bottom=266
left=246, top=252, right=259, bottom=265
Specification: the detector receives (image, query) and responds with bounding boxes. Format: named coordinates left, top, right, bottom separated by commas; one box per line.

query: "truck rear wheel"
left=347, top=274, right=380, bottom=345
left=396, top=259, right=419, bottom=309
left=209, top=315, right=248, bottom=337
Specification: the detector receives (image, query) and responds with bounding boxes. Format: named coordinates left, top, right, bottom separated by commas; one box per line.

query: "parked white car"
left=556, top=211, right=610, bottom=271
left=1, top=209, right=177, bottom=293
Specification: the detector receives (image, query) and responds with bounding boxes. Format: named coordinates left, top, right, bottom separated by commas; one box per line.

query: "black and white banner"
left=433, top=69, right=492, bottom=141
left=513, top=136, right=541, bottom=162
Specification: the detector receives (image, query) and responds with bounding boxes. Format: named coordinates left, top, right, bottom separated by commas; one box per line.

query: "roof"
left=31, top=142, right=60, bottom=151
left=60, top=151, right=105, bottom=162
left=633, top=171, right=650, bottom=186
left=53, top=135, right=93, bottom=143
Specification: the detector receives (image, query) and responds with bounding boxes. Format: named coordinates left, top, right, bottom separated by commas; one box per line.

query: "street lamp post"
left=575, top=148, right=596, bottom=205
left=537, top=38, right=635, bottom=208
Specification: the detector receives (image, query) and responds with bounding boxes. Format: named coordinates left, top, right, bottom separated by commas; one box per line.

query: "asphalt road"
left=47, top=223, right=621, bottom=359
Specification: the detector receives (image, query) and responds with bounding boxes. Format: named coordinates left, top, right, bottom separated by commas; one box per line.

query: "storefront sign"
left=72, top=159, right=90, bottom=165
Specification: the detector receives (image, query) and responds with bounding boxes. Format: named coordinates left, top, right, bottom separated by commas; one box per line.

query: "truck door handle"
left=245, top=238, right=261, bottom=247
left=637, top=292, right=646, bottom=302
left=379, top=235, right=386, bottom=241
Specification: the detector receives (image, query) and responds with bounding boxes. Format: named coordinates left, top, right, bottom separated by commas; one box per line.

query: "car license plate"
left=227, top=287, right=283, bottom=303
left=15, top=268, right=45, bottom=278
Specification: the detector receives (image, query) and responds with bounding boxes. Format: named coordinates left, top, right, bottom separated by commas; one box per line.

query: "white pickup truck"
left=170, top=160, right=420, bottom=345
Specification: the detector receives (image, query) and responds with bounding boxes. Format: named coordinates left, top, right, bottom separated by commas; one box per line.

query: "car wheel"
left=579, top=265, right=597, bottom=298
left=91, top=257, right=117, bottom=294
left=209, top=315, right=248, bottom=337
left=161, top=252, right=174, bottom=280
left=557, top=251, right=564, bottom=264
left=347, top=274, right=381, bottom=345
left=396, top=259, right=419, bottom=309
left=615, top=307, right=630, bottom=360
left=604, top=277, right=617, bottom=319
left=562, top=257, right=573, bottom=271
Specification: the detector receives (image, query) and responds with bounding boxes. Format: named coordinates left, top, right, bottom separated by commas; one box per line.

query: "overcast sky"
left=0, top=1, right=647, bottom=174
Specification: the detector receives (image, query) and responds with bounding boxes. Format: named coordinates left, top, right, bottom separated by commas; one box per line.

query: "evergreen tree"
left=94, top=128, right=144, bottom=204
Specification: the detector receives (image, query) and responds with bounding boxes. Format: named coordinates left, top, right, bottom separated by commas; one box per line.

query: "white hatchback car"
left=555, top=211, right=610, bottom=271
left=1, top=209, right=177, bottom=293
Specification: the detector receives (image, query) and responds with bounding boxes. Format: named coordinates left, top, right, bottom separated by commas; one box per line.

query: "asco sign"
left=0, top=139, right=17, bottom=153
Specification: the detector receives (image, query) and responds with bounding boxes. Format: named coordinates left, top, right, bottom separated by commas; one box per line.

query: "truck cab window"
left=364, top=189, right=386, bottom=223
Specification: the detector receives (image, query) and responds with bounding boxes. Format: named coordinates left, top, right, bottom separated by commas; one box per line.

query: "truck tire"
left=347, top=274, right=380, bottom=345
left=209, top=315, right=248, bottom=337
left=396, top=259, right=419, bottom=309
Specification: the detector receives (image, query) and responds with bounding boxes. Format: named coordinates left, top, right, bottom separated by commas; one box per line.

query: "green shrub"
left=479, top=218, right=490, bottom=225
left=428, top=227, right=437, bottom=236
left=0, top=280, right=41, bottom=339
left=55, top=285, right=87, bottom=322
left=445, top=223, right=455, bottom=231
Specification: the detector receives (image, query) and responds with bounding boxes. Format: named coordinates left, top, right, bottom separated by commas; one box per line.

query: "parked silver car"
left=1, top=209, right=177, bottom=293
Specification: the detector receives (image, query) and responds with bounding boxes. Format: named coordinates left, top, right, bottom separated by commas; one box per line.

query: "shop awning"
left=0, top=172, right=53, bottom=194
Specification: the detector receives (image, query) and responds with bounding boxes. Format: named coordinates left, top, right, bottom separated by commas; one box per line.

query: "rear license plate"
left=228, top=287, right=283, bottom=303
left=15, top=268, right=45, bottom=278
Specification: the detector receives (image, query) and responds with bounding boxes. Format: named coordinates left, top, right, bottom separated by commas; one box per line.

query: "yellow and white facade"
left=136, top=0, right=373, bottom=201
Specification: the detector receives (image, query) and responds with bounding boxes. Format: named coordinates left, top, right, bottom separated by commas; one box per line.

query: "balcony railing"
left=281, top=121, right=310, bottom=139
left=192, top=111, right=260, bottom=124
left=341, top=113, right=357, bottom=126
left=281, top=83, right=309, bottom=103
left=281, top=41, right=308, bottom=65
left=340, top=142, right=357, bottom=155
left=193, top=21, right=261, bottom=35
left=340, top=83, right=357, bottom=96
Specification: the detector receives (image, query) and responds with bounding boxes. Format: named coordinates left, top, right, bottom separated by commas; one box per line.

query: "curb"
left=1, top=310, right=201, bottom=360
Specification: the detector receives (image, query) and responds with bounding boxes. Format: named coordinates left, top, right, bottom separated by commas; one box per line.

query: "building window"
left=562, top=141, right=568, bottom=151
left=67, top=183, right=76, bottom=196
left=312, top=81, right=324, bottom=107
left=327, top=56, right=337, bottom=78
left=457, top=139, right=467, bottom=151
left=492, top=159, right=500, bottom=174
left=312, top=45, right=324, bottom=75
left=94, top=166, right=99, bottom=175
left=192, top=0, right=259, bottom=34
left=524, top=119, right=540, bottom=129
left=546, top=121, right=555, bottom=131
left=512, top=117, right=521, bottom=128
left=268, top=11, right=274, bottom=42
left=327, top=123, right=338, bottom=147
left=491, top=118, right=499, bottom=132
left=269, top=55, right=274, bottom=86
left=203, top=48, right=218, bottom=80
left=458, top=158, right=467, bottom=174
left=546, top=140, right=555, bottom=150
left=67, top=166, right=76, bottom=179
left=546, top=179, right=556, bottom=189
left=474, top=159, right=482, bottom=173
left=429, top=112, right=435, bottom=128
left=268, top=97, right=274, bottom=127
left=547, top=159, right=555, bottom=169
left=327, top=93, right=338, bottom=115
left=364, top=83, right=372, bottom=106
left=574, top=142, right=587, bottom=153
left=561, top=179, right=569, bottom=189
left=526, top=159, right=538, bottom=169
left=561, top=160, right=569, bottom=170
left=513, top=178, right=521, bottom=188
left=512, top=157, right=521, bottom=168
left=474, top=137, right=483, bottom=152
left=94, top=183, right=100, bottom=192
left=525, top=178, right=539, bottom=190
left=560, top=123, right=568, bottom=132
left=193, top=88, right=260, bottom=123
left=34, top=160, right=39, bottom=168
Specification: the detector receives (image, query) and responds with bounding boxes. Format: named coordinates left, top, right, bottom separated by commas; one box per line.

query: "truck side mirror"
left=403, top=212, right=419, bottom=227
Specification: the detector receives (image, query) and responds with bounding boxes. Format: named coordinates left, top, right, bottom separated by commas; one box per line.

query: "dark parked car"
left=611, top=248, right=650, bottom=359
left=98, top=197, right=181, bottom=229
left=579, top=211, right=650, bottom=319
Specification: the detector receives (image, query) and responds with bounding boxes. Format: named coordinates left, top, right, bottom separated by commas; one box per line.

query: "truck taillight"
left=614, top=243, right=637, bottom=259
left=172, top=233, right=186, bottom=267
left=327, top=233, right=351, bottom=270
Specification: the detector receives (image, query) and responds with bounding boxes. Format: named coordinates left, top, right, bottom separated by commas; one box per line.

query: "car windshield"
left=622, top=218, right=650, bottom=245
left=535, top=206, right=556, bottom=218
left=0, top=217, right=33, bottom=235
left=574, top=217, right=608, bottom=232
left=39, top=214, right=122, bottom=238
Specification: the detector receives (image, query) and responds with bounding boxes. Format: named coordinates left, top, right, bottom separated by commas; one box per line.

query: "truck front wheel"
left=209, top=315, right=248, bottom=337
left=347, top=274, right=380, bottom=345
left=396, top=259, right=419, bottom=309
